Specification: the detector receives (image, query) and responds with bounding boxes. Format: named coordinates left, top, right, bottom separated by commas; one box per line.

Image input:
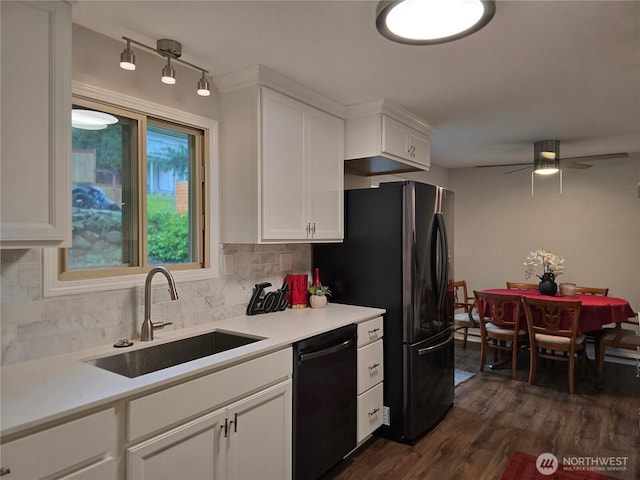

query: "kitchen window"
left=43, top=84, right=219, bottom=296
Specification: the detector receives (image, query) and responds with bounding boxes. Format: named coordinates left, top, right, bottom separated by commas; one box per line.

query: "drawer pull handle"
left=0, top=467, right=11, bottom=476
left=229, top=413, right=238, bottom=433
left=368, top=328, right=380, bottom=335
left=368, top=363, right=380, bottom=371
left=368, top=408, right=380, bottom=417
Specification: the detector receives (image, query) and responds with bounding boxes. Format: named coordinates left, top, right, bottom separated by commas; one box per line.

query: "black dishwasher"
left=293, top=324, right=357, bottom=480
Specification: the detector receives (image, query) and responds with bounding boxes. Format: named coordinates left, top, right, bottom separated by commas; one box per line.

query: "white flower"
left=524, top=249, right=565, bottom=280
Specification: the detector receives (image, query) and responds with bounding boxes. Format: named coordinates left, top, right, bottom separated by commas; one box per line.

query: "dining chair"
left=574, top=286, right=608, bottom=361
left=452, top=280, right=479, bottom=349
left=597, top=317, right=640, bottom=377
left=474, top=291, right=527, bottom=380
left=521, top=296, right=585, bottom=394
left=506, top=282, right=538, bottom=290
left=575, top=286, right=609, bottom=296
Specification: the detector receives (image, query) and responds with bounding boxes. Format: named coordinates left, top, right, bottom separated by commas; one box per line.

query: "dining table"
left=480, top=288, right=636, bottom=334
left=478, top=289, right=636, bottom=381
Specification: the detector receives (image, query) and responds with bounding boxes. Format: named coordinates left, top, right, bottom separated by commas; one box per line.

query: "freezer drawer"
left=403, top=329, right=454, bottom=442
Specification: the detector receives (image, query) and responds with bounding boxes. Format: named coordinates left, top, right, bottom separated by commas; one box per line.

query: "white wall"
left=449, top=155, right=640, bottom=311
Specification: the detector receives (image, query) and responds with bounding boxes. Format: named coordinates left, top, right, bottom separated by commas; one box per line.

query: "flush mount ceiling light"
left=119, top=36, right=213, bottom=96
left=376, top=0, right=495, bottom=45
left=533, top=140, right=560, bottom=175
left=72, top=109, right=118, bottom=130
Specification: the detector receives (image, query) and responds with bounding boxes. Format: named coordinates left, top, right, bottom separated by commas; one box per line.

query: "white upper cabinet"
left=381, top=115, right=430, bottom=167
left=344, top=99, right=434, bottom=175
left=217, top=66, right=344, bottom=244
left=0, top=1, right=71, bottom=248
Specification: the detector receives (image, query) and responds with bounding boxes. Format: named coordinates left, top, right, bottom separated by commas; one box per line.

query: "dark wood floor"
left=325, top=341, right=639, bottom=480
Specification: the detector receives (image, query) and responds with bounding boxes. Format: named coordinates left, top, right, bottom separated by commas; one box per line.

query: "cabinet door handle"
left=311, top=222, right=316, bottom=237
left=229, top=413, right=238, bottom=433
left=221, top=417, right=229, bottom=438
left=368, top=363, right=380, bottom=371
left=306, top=223, right=311, bottom=238
left=0, top=467, right=11, bottom=476
left=368, top=408, right=380, bottom=417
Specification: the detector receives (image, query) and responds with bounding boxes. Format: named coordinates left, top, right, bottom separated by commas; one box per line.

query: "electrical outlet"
left=280, top=253, right=292, bottom=271
left=382, top=406, right=390, bottom=426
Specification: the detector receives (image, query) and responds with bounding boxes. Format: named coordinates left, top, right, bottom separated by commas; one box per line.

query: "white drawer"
left=357, top=316, right=383, bottom=347
left=357, top=339, right=384, bottom=395
left=0, top=408, right=117, bottom=480
left=128, top=347, right=292, bottom=440
left=357, top=382, right=384, bottom=442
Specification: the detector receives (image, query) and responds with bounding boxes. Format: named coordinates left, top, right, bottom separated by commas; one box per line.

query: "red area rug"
left=500, top=451, right=622, bottom=480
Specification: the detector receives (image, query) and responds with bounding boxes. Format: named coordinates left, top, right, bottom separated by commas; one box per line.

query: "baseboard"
left=454, top=331, right=639, bottom=366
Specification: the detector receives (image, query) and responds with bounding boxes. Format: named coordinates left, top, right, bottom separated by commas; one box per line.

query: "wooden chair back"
left=521, top=297, right=582, bottom=341
left=506, top=282, right=538, bottom=290
left=452, top=280, right=473, bottom=312
left=575, top=286, right=609, bottom=296
left=474, top=291, right=522, bottom=330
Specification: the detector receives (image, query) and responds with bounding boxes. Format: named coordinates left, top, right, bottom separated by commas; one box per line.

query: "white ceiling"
left=71, top=0, right=640, bottom=169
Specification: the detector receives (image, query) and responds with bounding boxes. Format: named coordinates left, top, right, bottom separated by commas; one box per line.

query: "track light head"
left=197, top=73, right=211, bottom=96
left=119, top=40, right=136, bottom=70
left=161, top=58, right=176, bottom=85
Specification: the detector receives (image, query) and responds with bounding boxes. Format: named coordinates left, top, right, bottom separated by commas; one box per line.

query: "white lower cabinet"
left=226, top=381, right=292, bottom=480
left=356, top=317, right=384, bottom=443
left=0, top=408, right=118, bottom=480
left=127, top=380, right=291, bottom=480
left=125, top=348, right=293, bottom=480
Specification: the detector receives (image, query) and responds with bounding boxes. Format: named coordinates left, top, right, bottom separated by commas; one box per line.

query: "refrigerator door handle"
left=433, top=212, right=448, bottom=311
left=418, top=331, right=454, bottom=355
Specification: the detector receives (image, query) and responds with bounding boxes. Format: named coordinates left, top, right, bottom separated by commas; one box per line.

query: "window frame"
left=43, top=82, right=219, bottom=297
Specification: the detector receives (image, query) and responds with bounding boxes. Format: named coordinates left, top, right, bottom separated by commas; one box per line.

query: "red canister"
left=286, top=274, right=308, bottom=309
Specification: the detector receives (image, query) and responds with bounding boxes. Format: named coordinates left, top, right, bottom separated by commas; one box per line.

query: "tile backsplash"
left=0, top=244, right=310, bottom=365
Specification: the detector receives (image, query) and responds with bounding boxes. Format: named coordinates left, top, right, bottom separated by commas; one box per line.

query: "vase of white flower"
left=524, top=249, right=565, bottom=296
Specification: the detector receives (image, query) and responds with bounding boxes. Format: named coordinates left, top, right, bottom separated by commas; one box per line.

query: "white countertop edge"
left=1, top=303, right=385, bottom=438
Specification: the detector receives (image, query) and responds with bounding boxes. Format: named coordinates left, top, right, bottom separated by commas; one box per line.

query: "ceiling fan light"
left=534, top=165, right=559, bottom=175
left=533, top=139, right=560, bottom=174
left=376, top=0, right=495, bottom=45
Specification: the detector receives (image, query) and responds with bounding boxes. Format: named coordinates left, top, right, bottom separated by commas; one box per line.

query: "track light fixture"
left=119, top=36, right=212, bottom=96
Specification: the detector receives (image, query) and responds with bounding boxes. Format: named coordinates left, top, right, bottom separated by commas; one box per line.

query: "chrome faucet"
left=141, top=266, right=179, bottom=341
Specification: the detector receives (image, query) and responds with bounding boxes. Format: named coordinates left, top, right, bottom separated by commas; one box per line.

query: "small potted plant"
left=309, top=268, right=332, bottom=309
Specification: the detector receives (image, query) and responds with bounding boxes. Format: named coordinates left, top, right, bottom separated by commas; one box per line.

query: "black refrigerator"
left=313, top=181, right=454, bottom=444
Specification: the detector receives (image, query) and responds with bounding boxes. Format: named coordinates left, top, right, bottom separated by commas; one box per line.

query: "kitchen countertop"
left=0, top=303, right=384, bottom=439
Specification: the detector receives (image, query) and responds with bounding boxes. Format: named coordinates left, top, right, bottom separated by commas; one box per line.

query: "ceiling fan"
left=478, top=140, right=629, bottom=174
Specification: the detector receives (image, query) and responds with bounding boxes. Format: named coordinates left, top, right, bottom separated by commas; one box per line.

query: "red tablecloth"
left=481, top=289, right=636, bottom=334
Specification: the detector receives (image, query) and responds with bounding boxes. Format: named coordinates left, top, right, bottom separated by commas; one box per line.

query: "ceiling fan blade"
left=560, top=152, right=629, bottom=162
left=504, top=165, right=533, bottom=174
left=562, top=162, right=593, bottom=169
left=476, top=162, right=532, bottom=168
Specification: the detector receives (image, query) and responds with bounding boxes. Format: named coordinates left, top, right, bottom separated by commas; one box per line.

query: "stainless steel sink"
left=85, top=331, right=264, bottom=378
